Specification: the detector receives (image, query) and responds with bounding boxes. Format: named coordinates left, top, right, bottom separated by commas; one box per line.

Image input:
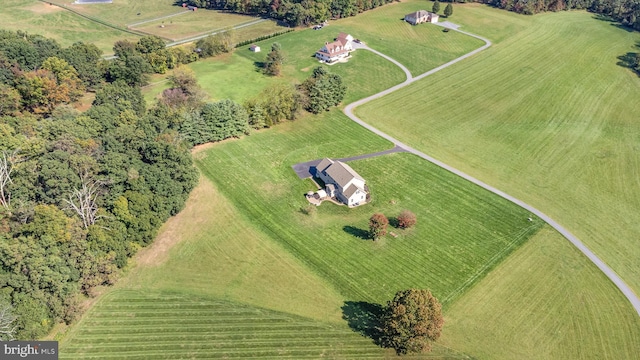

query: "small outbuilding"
left=249, top=44, right=261, bottom=52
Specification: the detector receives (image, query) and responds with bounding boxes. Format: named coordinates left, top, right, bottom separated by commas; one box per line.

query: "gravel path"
left=344, top=25, right=640, bottom=317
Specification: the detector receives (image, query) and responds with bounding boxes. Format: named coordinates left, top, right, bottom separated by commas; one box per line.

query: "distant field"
left=130, top=12, right=264, bottom=41
left=143, top=38, right=405, bottom=106
left=442, top=226, right=640, bottom=359
left=63, top=0, right=180, bottom=27
left=0, top=0, right=138, bottom=54
left=356, top=7, right=640, bottom=295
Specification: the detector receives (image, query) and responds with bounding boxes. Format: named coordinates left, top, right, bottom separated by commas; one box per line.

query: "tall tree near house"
left=432, top=0, right=440, bottom=13
left=369, top=213, right=389, bottom=240
left=444, top=3, right=453, bottom=17
left=382, top=289, right=444, bottom=355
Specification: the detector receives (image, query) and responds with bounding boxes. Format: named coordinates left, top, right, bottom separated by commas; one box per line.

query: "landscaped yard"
left=356, top=6, right=640, bottom=296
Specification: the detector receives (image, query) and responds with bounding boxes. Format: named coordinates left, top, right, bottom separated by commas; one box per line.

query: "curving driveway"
left=344, top=24, right=640, bottom=317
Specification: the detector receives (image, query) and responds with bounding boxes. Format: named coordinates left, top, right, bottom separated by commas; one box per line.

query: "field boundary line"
left=127, top=10, right=191, bottom=28
left=39, top=0, right=146, bottom=39
left=344, top=24, right=640, bottom=317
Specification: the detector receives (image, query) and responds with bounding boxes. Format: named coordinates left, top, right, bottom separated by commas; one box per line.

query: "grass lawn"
left=442, top=226, right=640, bottom=359
left=355, top=7, right=640, bottom=295
left=194, top=111, right=544, bottom=305
left=131, top=12, right=265, bottom=41
left=0, top=0, right=139, bottom=54
left=142, top=40, right=406, bottom=105
left=62, top=0, right=182, bottom=27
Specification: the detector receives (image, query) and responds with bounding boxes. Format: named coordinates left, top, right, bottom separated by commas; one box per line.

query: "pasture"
left=355, top=7, right=640, bottom=295
left=442, top=226, right=640, bottom=359
left=0, top=0, right=139, bottom=54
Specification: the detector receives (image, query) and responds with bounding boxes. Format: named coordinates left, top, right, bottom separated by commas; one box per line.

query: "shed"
left=249, top=44, right=261, bottom=52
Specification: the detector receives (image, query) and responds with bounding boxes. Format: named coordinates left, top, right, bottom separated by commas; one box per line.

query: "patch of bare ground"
left=24, top=2, right=63, bottom=14
left=135, top=175, right=213, bottom=267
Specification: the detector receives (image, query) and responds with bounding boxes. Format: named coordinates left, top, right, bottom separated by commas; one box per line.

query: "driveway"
left=291, top=145, right=406, bottom=179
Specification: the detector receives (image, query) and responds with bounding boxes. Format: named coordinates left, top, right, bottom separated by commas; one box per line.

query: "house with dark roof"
left=315, top=33, right=354, bottom=63
left=404, top=10, right=439, bottom=25
left=314, top=158, right=368, bottom=207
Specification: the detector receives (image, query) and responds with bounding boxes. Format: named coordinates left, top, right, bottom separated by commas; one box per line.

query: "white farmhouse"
left=404, top=10, right=439, bottom=25
left=315, top=158, right=368, bottom=207
left=315, top=33, right=354, bottom=63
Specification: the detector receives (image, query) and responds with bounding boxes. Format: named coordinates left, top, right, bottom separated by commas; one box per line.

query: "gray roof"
left=342, top=183, right=363, bottom=199
left=324, top=161, right=364, bottom=189
left=315, top=158, right=334, bottom=174
left=406, top=10, right=430, bottom=19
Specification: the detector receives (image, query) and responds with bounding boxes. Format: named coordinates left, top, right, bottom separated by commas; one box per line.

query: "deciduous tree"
left=369, top=213, right=388, bottom=240
left=397, top=210, right=416, bottom=229
left=382, top=289, right=444, bottom=355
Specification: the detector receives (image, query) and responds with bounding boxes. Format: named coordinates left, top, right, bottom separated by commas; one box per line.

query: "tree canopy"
left=382, top=289, right=444, bottom=355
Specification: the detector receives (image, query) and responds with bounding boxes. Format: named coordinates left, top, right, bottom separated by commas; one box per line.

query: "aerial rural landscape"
left=1, top=0, right=640, bottom=358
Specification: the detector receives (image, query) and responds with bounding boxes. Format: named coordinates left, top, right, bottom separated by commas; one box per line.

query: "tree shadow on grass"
left=341, top=301, right=385, bottom=346
left=253, top=61, right=265, bottom=73
left=343, top=225, right=369, bottom=240
left=617, top=51, right=640, bottom=76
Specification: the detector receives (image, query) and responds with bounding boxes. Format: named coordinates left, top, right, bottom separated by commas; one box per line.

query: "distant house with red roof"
left=315, top=33, right=354, bottom=63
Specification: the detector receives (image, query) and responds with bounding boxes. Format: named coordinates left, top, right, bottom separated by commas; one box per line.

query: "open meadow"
left=0, top=0, right=139, bottom=54
left=356, top=5, right=640, bottom=296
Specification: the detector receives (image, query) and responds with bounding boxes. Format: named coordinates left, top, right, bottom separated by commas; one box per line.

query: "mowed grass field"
left=0, top=0, right=139, bottom=54
left=441, top=226, right=640, bottom=359
left=60, top=112, right=640, bottom=358
left=130, top=12, right=266, bottom=41
left=356, top=6, right=640, bottom=295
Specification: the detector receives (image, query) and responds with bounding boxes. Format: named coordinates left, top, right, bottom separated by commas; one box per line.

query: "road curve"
left=344, top=26, right=640, bottom=317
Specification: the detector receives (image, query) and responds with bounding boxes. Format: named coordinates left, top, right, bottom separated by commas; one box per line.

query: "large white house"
left=315, top=158, right=368, bottom=207
left=315, top=33, right=354, bottom=63
left=404, top=10, right=439, bottom=25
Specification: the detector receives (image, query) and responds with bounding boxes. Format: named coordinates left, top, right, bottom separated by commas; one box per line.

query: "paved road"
left=344, top=25, right=640, bottom=317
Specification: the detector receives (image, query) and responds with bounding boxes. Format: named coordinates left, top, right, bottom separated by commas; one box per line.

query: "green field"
left=0, top=0, right=139, bottom=54
left=441, top=226, right=640, bottom=359
left=131, top=13, right=265, bottom=41
left=63, top=0, right=183, bottom=28
left=356, top=6, right=640, bottom=295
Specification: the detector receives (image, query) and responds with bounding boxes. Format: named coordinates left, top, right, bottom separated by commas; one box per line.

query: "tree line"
left=0, top=30, right=200, bottom=340
left=184, top=0, right=397, bottom=26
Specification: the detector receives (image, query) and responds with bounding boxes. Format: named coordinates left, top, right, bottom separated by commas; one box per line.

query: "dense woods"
left=185, top=0, right=640, bottom=30
left=185, top=0, right=397, bottom=26
left=0, top=31, right=199, bottom=340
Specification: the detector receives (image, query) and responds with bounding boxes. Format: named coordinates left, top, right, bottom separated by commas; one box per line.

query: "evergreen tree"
left=444, top=3, right=453, bottom=17
left=432, top=0, right=440, bottom=13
